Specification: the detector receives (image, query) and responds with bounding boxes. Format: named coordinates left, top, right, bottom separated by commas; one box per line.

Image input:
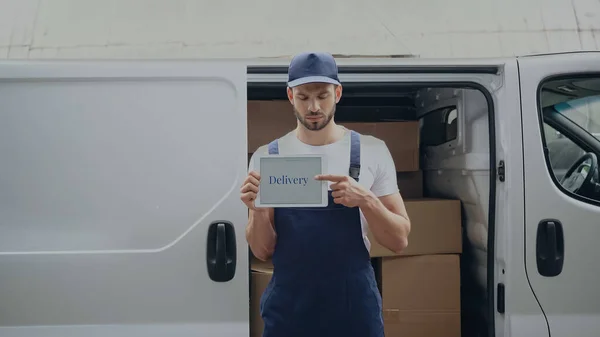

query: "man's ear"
left=287, top=87, right=294, bottom=105
left=335, top=85, right=343, bottom=103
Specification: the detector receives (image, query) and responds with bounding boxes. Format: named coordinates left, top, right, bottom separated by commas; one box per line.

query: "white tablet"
left=253, top=154, right=328, bottom=208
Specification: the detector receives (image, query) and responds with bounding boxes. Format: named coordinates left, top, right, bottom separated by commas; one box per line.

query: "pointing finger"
left=314, top=174, right=347, bottom=182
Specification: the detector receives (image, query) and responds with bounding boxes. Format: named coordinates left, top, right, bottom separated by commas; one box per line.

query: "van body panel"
left=0, top=53, right=595, bottom=336
left=493, top=59, right=552, bottom=337
left=0, top=61, right=249, bottom=336
left=518, top=51, right=600, bottom=337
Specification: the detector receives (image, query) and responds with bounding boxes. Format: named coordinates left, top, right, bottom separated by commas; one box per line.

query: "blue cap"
left=287, top=52, right=341, bottom=88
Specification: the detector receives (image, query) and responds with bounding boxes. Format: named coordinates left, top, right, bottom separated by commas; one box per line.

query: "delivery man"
left=241, top=51, right=411, bottom=337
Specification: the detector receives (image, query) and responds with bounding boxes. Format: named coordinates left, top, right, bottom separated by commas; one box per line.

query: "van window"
left=553, top=95, right=600, bottom=137
left=539, top=76, right=600, bottom=203
left=544, top=124, right=587, bottom=181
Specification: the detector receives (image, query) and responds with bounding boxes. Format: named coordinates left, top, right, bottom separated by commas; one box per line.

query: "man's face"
left=287, top=82, right=342, bottom=131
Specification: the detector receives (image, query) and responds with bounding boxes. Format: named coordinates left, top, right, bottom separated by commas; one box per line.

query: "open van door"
left=0, top=61, right=249, bottom=336
left=518, top=52, right=600, bottom=337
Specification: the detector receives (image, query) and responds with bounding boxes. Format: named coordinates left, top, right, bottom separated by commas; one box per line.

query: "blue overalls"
left=259, top=130, right=385, bottom=337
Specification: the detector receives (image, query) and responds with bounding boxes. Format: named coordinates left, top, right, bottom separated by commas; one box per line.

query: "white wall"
left=1, top=0, right=599, bottom=60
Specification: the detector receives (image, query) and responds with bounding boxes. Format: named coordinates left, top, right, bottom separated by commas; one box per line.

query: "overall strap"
left=349, top=130, right=361, bottom=182
left=268, top=139, right=279, bottom=155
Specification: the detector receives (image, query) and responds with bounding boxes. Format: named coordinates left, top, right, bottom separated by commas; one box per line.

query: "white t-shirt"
left=248, top=126, right=399, bottom=252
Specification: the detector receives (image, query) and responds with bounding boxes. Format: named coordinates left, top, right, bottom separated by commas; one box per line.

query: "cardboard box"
left=397, top=171, right=423, bottom=198
left=250, top=258, right=274, bottom=337
left=381, top=254, right=461, bottom=337
left=369, top=198, right=462, bottom=257
left=339, top=121, right=420, bottom=172
left=248, top=100, right=297, bottom=152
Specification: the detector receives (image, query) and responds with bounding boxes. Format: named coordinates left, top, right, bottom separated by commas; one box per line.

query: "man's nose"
left=308, top=100, right=320, bottom=112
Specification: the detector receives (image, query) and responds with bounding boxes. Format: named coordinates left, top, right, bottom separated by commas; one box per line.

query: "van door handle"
left=536, top=219, right=564, bottom=277
left=206, top=221, right=237, bottom=282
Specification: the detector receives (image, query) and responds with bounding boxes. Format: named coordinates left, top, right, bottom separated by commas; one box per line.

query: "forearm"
left=245, top=209, right=277, bottom=261
left=360, top=192, right=410, bottom=254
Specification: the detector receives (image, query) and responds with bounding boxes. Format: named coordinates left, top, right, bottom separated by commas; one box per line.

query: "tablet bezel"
left=253, top=153, right=328, bottom=208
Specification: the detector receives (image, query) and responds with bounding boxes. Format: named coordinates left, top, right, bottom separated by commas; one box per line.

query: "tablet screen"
left=256, top=155, right=326, bottom=207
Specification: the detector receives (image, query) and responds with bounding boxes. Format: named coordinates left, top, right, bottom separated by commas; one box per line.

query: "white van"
left=0, top=51, right=599, bottom=337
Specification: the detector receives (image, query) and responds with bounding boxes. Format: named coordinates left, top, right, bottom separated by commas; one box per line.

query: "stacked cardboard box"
left=247, top=100, right=297, bottom=153
left=367, top=198, right=462, bottom=257
left=338, top=121, right=463, bottom=337
left=381, top=255, right=461, bottom=337
left=248, top=101, right=462, bottom=337
left=338, top=121, right=419, bottom=172
left=250, top=258, right=274, bottom=337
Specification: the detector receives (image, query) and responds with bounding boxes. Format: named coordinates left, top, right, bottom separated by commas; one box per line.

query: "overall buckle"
left=349, top=165, right=360, bottom=182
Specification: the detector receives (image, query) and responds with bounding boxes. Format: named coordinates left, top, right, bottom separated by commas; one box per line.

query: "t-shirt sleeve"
left=370, top=140, right=400, bottom=197
left=248, top=145, right=268, bottom=173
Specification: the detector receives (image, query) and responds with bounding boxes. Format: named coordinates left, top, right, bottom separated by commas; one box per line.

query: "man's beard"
left=294, top=106, right=335, bottom=131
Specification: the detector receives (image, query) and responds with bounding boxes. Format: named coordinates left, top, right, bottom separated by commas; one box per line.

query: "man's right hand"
left=240, top=171, right=264, bottom=211
left=242, top=170, right=276, bottom=261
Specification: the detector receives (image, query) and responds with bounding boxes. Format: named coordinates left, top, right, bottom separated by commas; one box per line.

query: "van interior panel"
left=247, top=81, right=493, bottom=337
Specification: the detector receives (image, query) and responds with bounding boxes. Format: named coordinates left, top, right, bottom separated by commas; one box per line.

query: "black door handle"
left=536, top=219, right=564, bottom=277
left=206, top=221, right=237, bottom=282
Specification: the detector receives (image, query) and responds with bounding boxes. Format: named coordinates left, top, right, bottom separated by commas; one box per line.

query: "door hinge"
left=497, top=283, right=505, bottom=313
left=498, top=160, right=505, bottom=182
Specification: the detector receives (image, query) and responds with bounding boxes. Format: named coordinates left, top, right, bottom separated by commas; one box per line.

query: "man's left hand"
left=314, top=174, right=373, bottom=208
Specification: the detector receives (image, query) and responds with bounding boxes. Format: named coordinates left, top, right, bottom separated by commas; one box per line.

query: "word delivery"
left=269, top=175, right=310, bottom=186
